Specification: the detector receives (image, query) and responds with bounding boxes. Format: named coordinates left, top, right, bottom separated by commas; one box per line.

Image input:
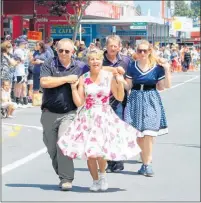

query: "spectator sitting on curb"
left=1, top=80, right=17, bottom=118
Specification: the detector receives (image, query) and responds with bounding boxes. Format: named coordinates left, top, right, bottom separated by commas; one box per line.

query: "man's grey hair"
left=106, top=35, right=122, bottom=46
left=57, top=38, right=74, bottom=49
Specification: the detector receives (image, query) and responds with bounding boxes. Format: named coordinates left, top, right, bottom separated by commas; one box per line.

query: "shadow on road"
left=5, top=183, right=126, bottom=193
left=6, top=183, right=60, bottom=191
left=124, top=160, right=139, bottom=164
left=112, top=171, right=139, bottom=176
left=71, top=186, right=126, bottom=193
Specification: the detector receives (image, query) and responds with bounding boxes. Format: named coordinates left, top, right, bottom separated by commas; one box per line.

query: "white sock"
left=93, top=180, right=99, bottom=183
left=99, top=172, right=106, bottom=178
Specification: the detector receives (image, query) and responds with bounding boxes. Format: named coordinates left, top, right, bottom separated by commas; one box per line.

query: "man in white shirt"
left=13, top=39, right=29, bottom=107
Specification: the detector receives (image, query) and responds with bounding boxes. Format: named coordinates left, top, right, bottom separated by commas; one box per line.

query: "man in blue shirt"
left=103, top=35, right=131, bottom=173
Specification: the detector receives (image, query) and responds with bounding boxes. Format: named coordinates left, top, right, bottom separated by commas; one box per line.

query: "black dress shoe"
left=112, top=162, right=124, bottom=172
left=106, top=164, right=113, bottom=173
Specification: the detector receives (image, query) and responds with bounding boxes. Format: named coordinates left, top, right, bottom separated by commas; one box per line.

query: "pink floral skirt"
left=57, top=104, right=141, bottom=160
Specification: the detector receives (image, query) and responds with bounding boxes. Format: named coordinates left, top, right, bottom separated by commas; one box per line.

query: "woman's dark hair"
left=37, top=41, right=46, bottom=53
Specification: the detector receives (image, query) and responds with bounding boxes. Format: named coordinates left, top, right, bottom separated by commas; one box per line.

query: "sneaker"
left=144, top=165, right=154, bottom=177
left=59, top=181, right=72, bottom=191
left=7, top=115, right=15, bottom=119
left=137, top=164, right=146, bottom=175
left=90, top=180, right=101, bottom=192
left=99, top=174, right=108, bottom=191
left=138, top=164, right=154, bottom=177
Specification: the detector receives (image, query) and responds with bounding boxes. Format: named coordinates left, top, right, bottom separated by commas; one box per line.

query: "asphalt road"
left=1, top=71, right=200, bottom=202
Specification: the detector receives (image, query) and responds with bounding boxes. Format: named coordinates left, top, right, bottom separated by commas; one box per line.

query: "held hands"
left=112, top=66, right=125, bottom=77
left=115, top=74, right=125, bottom=84
left=71, top=79, right=79, bottom=90
left=116, top=66, right=125, bottom=75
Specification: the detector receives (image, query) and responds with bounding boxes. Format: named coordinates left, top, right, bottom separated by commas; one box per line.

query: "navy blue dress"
left=124, top=60, right=168, bottom=137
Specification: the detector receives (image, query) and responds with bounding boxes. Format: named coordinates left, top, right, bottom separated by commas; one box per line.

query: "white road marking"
left=172, top=74, right=199, bottom=77
left=2, top=148, right=47, bottom=175
left=161, top=76, right=199, bottom=92
left=1, top=75, right=200, bottom=175
left=2, top=123, right=42, bottom=130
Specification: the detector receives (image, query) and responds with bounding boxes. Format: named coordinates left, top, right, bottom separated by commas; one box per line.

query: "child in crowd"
left=1, top=80, right=17, bottom=118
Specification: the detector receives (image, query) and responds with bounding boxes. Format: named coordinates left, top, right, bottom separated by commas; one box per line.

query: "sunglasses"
left=137, top=49, right=149, bottom=54
left=58, top=49, right=70, bottom=54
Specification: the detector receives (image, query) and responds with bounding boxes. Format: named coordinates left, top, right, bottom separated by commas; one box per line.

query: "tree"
left=36, top=0, right=91, bottom=42
left=173, top=1, right=192, bottom=17
left=190, top=1, right=200, bottom=18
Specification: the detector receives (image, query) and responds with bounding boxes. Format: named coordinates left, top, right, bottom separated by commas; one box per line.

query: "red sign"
left=191, top=31, right=200, bottom=38
left=27, top=31, right=42, bottom=41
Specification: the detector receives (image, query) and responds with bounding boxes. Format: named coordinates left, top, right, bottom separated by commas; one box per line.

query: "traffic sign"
left=130, top=25, right=147, bottom=30
left=132, top=22, right=147, bottom=26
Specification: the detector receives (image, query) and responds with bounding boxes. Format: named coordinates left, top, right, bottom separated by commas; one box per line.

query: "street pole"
left=79, top=23, right=82, bottom=42
left=146, top=24, right=149, bottom=41
left=164, top=18, right=166, bottom=46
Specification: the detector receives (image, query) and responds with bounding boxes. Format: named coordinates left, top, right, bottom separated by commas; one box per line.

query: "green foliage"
left=173, top=1, right=192, bottom=17
left=166, top=0, right=171, bottom=8
left=190, top=1, right=200, bottom=17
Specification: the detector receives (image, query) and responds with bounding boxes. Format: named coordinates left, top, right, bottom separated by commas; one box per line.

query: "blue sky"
left=134, top=1, right=161, bottom=17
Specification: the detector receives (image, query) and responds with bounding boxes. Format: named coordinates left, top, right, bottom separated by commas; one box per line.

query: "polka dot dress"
left=124, top=61, right=168, bottom=137
left=124, top=89, right=168, bottom=137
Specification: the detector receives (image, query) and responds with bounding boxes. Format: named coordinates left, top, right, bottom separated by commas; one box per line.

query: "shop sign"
left=51, top=25, right=91, bottom=38
left=116, top=30, right=147, bottom=36
left=27, top=31, right=42, bottom=40
left=130, top=25, right=147, bottom=30
left=132, top=22, right=147, bottom=26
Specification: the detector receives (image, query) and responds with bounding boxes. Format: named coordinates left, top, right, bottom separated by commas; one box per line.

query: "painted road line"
left=161, top=76, right=199, bottom=93
left=2, top=123, right=42, bottom=130
left=1, top=75, right=200, bottom=175
left=2, top=148, right=47, bottom=175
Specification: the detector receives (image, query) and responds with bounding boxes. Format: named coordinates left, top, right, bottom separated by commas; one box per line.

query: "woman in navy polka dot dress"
left=123, top=40, right=171, bottom=177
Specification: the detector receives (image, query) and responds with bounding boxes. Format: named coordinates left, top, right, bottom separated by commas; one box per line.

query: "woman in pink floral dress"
left=57, top=50, right=141, bottom=192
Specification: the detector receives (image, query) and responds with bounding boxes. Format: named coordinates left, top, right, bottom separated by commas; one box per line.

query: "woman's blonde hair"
left=134, top=40, right=164, bottom=67
left=1, top=41, right=12, bottom=53
left=87, top=49, right=104, bottom=61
